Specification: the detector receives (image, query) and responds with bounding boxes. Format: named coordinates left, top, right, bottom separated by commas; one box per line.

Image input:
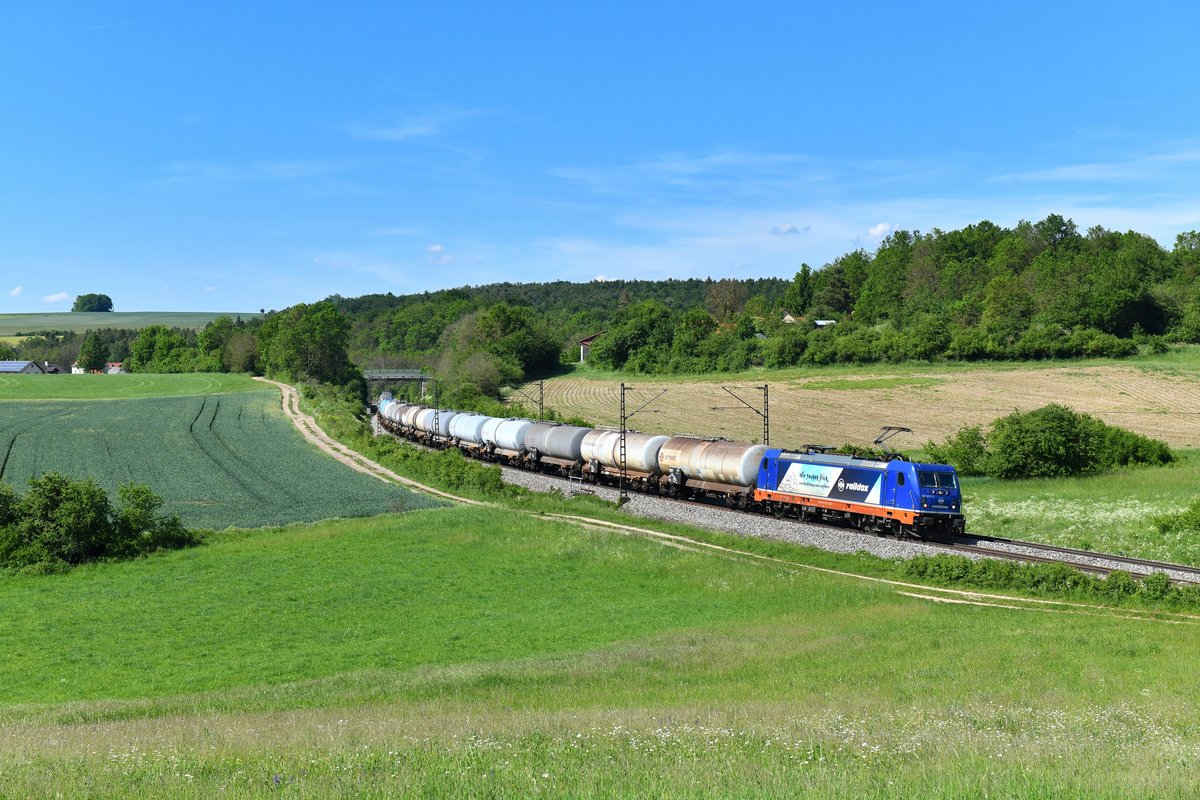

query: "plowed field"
left=529, top=361, right=1200, bottom=450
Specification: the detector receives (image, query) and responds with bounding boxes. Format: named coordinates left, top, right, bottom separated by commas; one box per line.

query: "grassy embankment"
left=4, top=506, right=1200, bottom=798
left=0, top=374, right=438, bottom=529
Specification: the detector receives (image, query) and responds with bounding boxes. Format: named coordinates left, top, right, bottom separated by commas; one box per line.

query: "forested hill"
left=327, top=277, right=790, bottom=318
left=327, top=214, right=1200, bottom=387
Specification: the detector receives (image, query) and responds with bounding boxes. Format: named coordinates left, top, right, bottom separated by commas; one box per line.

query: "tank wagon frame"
left=376, top=392, right=965, bottom=537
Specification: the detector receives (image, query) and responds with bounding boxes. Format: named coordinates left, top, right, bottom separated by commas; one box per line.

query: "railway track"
left=672, top=492, right=1200, bottom=584
left=373, top=415, right=1200, bottom=585
left=936, top=533, right=1200, bottom=584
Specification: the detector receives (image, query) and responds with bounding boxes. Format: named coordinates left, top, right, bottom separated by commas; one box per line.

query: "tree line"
left=5, top=213, right=1200, bottom=392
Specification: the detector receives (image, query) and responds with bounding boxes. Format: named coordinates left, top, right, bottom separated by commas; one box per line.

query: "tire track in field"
left=0, top=406, right=74, bottom=482
left=254, top=377, right=483, bottom=506
left=203, top=395, right=304, bottom=504
left=186, top=395, right=273, bottom=504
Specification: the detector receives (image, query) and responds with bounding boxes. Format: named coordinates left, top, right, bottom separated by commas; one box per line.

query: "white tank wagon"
left=384, top=402, right=416, bottom=425
left=414, top=408, right=457, bottom=438
left=480, top=417, right=505, bottom=449
left=400, top=404, right=424, bottom=428
left=448, top=413, right=490, bottom=446
left=525, top=423, right=592, bottom=462
left=580, top=429, right=669, bottom=474
left=493, top=418, right=534, bottom=454
left=657, top=437, right=767, bottom=502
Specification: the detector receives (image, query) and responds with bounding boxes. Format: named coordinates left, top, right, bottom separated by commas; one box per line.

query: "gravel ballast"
left=498, top=464, right=951, bottom=562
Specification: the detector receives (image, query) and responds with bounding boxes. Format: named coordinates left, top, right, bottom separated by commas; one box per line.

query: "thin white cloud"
left=345, top=108, right=483, bottom=142
left=425, top=244, right=454, bottom=265
left=992, top=145, right=1200, bottom=184
left=868, top=223, right=892, bottom=238
left=43, top=292, right=69, bottom=303
left=9, top=286, right=21, bottom=297
left=552, top=148, right=818, bottom=198
left=770, top=223, right=800, bottom=235
left=91, top=18, right=145, bottom=30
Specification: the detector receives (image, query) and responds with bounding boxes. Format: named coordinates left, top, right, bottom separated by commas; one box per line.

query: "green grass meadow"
left=963, top=450, right=1200, bottom=563
left=2, top=507, right=1199, bottom=797
left=0, top=376, right=438, bottom=529
left=4, top=370, right=1200, bottom=796
left=0, top=311, right=262, bottom=335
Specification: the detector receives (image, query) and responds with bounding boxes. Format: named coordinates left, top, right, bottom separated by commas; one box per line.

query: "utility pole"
left=619, top=383, right=667, bottom=503
left=712, top=384, right=770, bottom=445
left=508, top=380, right=545, bottom=419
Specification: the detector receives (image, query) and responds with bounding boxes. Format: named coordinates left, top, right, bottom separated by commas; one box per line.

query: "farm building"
left=0, top=360, right=46, bottom=374
left=70, top=361, right=127, bottom=374
left=578, top=331, right=606, bottom=363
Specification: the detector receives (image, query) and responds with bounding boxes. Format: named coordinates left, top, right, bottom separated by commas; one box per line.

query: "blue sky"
left=4, top=2, right=1200, bottom=312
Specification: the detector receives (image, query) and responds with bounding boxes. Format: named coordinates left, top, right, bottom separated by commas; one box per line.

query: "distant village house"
left=70, top=360, right=126, bottom=374
left=0, top=360, right=46, bottom=374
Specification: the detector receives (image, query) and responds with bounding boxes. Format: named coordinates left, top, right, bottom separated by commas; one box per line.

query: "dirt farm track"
left=528, top=363, right=1200, bottom=451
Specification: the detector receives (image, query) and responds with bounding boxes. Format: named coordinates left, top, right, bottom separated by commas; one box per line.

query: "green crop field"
left=0, top=383, right=440, bottom=529
left=0, top=371, right=262, bottom=400
left=1, top=507, right=1197, bottom=798
left=0, top=311, right=261, bottom=336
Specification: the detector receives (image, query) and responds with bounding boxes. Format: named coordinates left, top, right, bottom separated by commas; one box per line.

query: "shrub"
left=1101, top=570, right=1138, bottom=601
left=0, top=474, right=195, bottom=570
left=1154, top=497, right=1200, bottom=535
left=1139, top=571, right=1173, bottom=603
left=944, top=327, right=994, bottom=361
left=988, top=404, right=1100, bottom=478
left=924, top=425, right=989, bottom=475
left=927, top=404, right=1174, bottom=479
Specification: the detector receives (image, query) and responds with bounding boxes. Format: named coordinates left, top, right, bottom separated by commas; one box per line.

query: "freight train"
left=375, top=392, right=965, bottom=537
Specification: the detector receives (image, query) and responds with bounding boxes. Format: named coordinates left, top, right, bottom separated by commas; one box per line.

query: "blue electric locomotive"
left=755, top=449, right=965, bottom=536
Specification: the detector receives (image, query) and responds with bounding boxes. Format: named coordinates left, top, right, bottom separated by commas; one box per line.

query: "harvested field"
left=529, top=360, right=1200, bottom=450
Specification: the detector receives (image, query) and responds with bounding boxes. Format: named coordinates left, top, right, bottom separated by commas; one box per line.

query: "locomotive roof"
left=778, top=450, right=891, bottom=470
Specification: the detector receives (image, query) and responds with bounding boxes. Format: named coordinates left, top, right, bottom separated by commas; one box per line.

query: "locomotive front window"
left=917, top=471, right=958, bottom=489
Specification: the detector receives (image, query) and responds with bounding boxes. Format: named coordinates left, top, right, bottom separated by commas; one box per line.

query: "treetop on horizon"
left=72, top=293, right=114, bottom=312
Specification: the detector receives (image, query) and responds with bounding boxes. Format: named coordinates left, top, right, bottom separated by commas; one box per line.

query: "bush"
left=925, top=425, right=990, bottom=475
left=926, top=404, right=1174, bottom=479
left=1154, top=497, right=1200, bottom=535
left=901, top=553, right=1182, bottom=609
left=1095, top=424, right=1174, bottom=469
left=0, top=474, right=196, bottom=570
left=988, top=404, right=1100, bottom=478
